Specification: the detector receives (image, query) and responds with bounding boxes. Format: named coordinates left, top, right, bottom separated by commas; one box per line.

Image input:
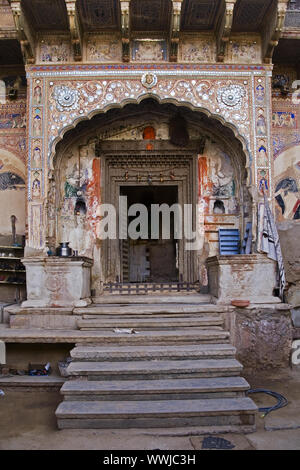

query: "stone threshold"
left=0, top=374, right=65, bottom=387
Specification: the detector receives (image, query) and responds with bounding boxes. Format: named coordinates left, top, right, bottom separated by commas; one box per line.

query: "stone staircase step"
left=77, top=316, right=223, bottom=330
left=70, top=343, right=236, bottom=361
left=74, top=304, right=227, bottom=316
left=56, top=397, right=257, bottom=430
left=91, top=294, right=213, bottom=304
left=67, top=358, right=243, bottom=379
left=61, top=376, right=250, bottom=401
left=73, top=329, right=230, bottom=345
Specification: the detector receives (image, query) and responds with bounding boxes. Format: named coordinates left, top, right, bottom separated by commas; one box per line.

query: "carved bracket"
left=170, top=0, right=183, bottom=62
left=263, top=1, right=289, bottom=64
left=10, top=0, right=35, bottom=64
left=120, top=0, right=130, bottom=62
left=65, top=0, right=82, bottom=61
left=216, top=0, right=237, bottom=63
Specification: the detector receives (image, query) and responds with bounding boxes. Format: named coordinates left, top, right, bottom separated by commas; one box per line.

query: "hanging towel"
left=258, top=193, right=286, bottom=299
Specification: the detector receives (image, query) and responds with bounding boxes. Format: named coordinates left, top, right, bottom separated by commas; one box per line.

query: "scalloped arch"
left=48, top=93, right=252, bottom=173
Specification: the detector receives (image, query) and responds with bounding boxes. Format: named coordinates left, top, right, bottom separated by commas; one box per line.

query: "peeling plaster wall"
left=53, top=108, right=247, bottom=288
left=0, top=75, right=27, bottom=240
left=272, top=66, right=300, bottom=311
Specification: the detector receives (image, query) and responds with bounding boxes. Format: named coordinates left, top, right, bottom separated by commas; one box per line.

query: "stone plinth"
left=206, top=254, right=279, bottom=304
left=21, top=256, right=93, bottom=308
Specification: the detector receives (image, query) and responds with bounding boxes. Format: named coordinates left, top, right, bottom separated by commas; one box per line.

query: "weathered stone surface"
left=277, top=221, right=300, bottom=308
left=21, top=256, right=93, bottom=308
left=230, top=307, right=293, bottom=372
left=66, top=358, right=243, bottom=379
left=56, top=397, right=257, bottom=430
left=70, top=343, right=236, bottom=361
left=61, top=376, right=249, bottom=401
left=206, top=254, right=279, bottom=304
left=9, top=314, right=81, bottom=330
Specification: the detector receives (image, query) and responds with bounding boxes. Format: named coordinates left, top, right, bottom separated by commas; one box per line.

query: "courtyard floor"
left=0, top=368, right=299, bottom=450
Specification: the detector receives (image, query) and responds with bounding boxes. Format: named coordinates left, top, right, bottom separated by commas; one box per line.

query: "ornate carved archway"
left=25, top=64, right=273, bottom=251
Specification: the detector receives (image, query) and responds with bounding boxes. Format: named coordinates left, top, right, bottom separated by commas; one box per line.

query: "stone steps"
left=61, top=376, right=249, bottom=401
left=77, top=315, right=224, bottom=330
left=70, top=343, right=236, bottom=361
left=66, top=358, right=243, bottom=380
left=74, top=304, right=227, bottom=316
left=91, top=294, right=212, bottom=304
left=55, top=297, right=257, bottom=432
left=55, top=397, right=257, bottom=430
left=73, top=328, right=231, bottom=345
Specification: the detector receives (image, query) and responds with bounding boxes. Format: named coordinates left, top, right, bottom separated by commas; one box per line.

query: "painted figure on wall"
left=180, top=39, right=213, bottom=62
left=257, top=145, right=268, bottom=167
left=256, top=84, right=265, bottom=103
left=272, top=112, right=296, bottom=128
left=40, top=40, right=69, bottom=62
left=257, top=111, right=267, bottom=136
left=33, top=85, right=42, bottom=105
left=33, top=115, right=42, bottom=137
left=198, top=141, right=236, bottom=214
left=258, top=170, right=269, bottom=194
left=132, top=40, right=166, bottom=62
left=32, top=146, right=42, bottom=168
left=32, top=172, right=41, bottom=199
left=275, top=177, right=300, bottom=220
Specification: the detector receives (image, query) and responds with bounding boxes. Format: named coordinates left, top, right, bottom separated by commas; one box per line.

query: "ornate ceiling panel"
left=232, top=0, right=274, bottom=32
left=21, top=0, right=69, bottom=31
left=130, top=0, right=172, bottom=32
left=77, top=0, right=120, bottom=31
left=180, top=0, right=222, bottom=31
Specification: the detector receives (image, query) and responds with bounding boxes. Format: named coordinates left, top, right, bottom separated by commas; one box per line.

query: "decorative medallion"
left=141, top=73, right=158, bottom=89
left=217, top=84, right=246, bottom=108
left=53, top=86, right=80, bottom=112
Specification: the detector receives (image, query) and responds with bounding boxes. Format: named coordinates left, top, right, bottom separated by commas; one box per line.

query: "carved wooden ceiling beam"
left=216, top=0, right=237, bottom=63
left=170, top=1, right=182, bottom=62
left=120, top=0, right=130, bottom=62
left=65, top=0, right=82, bottom=61
left=9, top=0, right=34, bottom=64
left=263, top=0, right=289, bottom=64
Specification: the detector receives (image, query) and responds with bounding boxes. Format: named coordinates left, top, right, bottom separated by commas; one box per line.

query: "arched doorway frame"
left=25, top=65, right=273, bottom=250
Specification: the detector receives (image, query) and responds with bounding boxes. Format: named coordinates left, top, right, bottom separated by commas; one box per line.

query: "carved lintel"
left=10, top=0, right=35, bottom=63
left=170, top=1, right=182, bottom=62
left=65, top=0, right=82, bottom=61
left=120, top=0, right=130, bottom=62
left=263, top=1, right=289, bottom=64
left=216, top=1, right=237, bottom=63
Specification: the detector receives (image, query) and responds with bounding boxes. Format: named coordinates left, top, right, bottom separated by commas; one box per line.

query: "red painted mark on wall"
left=86, top=158, right=101, bottom=237
left=198, top=156, right=212, bottom=212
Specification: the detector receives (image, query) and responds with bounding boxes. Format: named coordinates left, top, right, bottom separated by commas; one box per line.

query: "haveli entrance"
left=48, top=98, right=250, bottom=296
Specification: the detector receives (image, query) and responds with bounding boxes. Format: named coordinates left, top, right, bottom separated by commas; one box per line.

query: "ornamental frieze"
left=47, top=77, right=251, bottom=160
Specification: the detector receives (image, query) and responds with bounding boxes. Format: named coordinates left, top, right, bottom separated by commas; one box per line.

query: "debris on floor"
left=113, top=328, right=138, bottom=334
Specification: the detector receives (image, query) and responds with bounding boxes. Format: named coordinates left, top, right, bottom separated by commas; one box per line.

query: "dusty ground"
left=0, top=368, right=299, bottom=450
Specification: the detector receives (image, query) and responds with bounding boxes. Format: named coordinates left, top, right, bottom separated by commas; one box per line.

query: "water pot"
left=56, top=242, right=72, bottom=257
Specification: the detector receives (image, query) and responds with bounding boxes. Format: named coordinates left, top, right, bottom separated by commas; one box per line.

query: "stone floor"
left=0, top=368, right=299, bottom=450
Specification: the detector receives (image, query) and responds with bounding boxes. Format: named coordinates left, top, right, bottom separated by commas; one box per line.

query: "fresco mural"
left=131, top=40, right=167, bottom=62
left=198, top=140, right=237, bottom=215
left=274, top=145, right=300, bottom=221
left=58, top=144, right=101, bottom=257
left=39, top=37, right=70, bottom=63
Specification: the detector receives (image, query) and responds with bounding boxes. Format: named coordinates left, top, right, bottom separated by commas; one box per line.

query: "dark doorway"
left=120, top=185, right=179, bottom=282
